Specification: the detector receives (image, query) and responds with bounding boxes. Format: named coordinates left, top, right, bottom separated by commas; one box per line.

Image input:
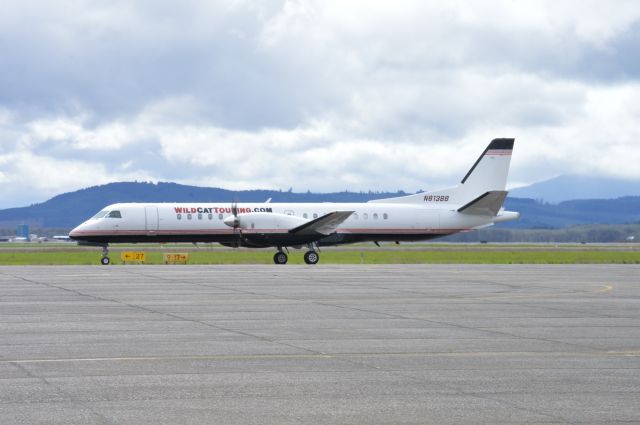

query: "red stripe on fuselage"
left=70, top=227, right=471, bottom=237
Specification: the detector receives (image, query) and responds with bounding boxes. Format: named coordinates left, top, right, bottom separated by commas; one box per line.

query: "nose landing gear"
left=100, top=246, right=110, bottom=265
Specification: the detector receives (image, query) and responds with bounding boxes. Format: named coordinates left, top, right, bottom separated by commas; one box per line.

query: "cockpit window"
left=91, top=210, right=109, bottom=219
left=107, top=210, right=122, bottom=218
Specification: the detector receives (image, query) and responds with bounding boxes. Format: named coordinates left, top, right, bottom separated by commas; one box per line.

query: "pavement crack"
left=10, top=361, right=112, bottom=425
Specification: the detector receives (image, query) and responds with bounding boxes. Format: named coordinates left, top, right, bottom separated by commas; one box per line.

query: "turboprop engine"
left=223, top=212, right=307, bottom=231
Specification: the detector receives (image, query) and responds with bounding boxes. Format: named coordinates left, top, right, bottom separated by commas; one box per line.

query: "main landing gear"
left=303, top=250, right=319, bottom=265
left=100, top=246, right=110, bottom=265
left=272, top=246, right=320, bottom=265
left=273, top=251, right=288, bottom=265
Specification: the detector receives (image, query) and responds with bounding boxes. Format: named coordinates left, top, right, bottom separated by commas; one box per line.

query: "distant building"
left=16, top=224, right=29, bottom=239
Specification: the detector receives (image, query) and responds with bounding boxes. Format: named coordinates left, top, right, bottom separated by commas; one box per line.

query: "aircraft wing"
left=457, top=190, right=508, bottom=216
left=289, top=211, right=354, bottom=236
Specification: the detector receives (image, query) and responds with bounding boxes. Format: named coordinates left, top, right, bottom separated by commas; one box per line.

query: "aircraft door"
left=145, top=206, right=159, bottom=234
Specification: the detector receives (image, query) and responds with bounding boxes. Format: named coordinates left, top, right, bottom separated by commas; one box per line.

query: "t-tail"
left=370, top=138, right=519, bottom=222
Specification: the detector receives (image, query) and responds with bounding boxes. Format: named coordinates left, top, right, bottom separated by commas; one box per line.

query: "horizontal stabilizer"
left=457, top=191, right=508, bottom=216
left=289, top=211, right=354, bottom=236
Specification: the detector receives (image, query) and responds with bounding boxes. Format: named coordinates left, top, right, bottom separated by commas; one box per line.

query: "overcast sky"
left=1, top=0, right=639, bottom=208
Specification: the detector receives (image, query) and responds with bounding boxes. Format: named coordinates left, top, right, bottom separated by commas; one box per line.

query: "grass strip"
left=1, top=249, right=639, bottom=265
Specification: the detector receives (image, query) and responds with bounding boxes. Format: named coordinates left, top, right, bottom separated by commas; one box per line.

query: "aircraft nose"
left=68, top=223, right=85, bottom=239
left=68, top=227, right=79, bottom=239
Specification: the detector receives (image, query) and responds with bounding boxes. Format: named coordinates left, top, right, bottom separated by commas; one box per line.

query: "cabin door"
left=145, top=206, right=159, bottom=235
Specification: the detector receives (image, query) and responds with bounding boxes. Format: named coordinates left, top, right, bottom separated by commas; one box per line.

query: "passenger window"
left=208, top=213, right=213, bottom=220
left=177, top=213, right=182, bottom=220
left=383, top=213, right=388, bottom=219
left=198, top=213, right=202, bottom=220
left=107, top=210, right=122, bottom=218
left=373, top=213, right=378, bottom=220
left=218, top=213, right=223, bottom=220
left=313, top=213, right=318, bottom=219
left=187, top=213, right=192, bottom=220
left=303, top=213, right=308, bottom=219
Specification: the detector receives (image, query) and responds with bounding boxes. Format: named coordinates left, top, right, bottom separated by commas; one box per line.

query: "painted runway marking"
left=594, top=284, right=614, bottom=294
left=473, top=284, right=615, bottom=300
left=5, top=349, right=640, bottom=364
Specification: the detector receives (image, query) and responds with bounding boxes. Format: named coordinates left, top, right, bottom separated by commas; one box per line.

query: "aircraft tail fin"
left=369, top=138, right=514, bottom=213
left=459, top=138, right=513, bottom=194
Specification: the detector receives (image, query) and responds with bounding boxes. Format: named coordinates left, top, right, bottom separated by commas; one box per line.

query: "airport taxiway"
left=1, top=264, right=639, bottom=424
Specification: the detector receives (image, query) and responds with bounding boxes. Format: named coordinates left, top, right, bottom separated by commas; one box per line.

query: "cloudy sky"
left=1, top=0, right=639, bottom=208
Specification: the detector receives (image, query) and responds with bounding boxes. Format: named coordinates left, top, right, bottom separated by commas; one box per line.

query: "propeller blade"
left=231, top=199, right=240, bottom=248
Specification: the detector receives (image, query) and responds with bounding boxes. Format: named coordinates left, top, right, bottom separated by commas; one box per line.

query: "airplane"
left=69, top=138, right=519, bottom=265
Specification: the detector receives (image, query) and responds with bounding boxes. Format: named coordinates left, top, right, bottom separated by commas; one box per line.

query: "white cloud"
left=1, top=1, right=640, bottom=208
left=27, top=117, right=138, bottom=150
left=0, top=148, right=154, bottom=204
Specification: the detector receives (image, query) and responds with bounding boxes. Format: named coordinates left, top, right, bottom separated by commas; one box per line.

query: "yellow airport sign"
left=120, top=251, right=146, bottom=263
left=164, top=253, right=189, bottom=264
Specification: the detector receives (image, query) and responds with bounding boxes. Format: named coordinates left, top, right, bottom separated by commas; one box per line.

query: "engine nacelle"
left=224, top=212, right=307, bottom=231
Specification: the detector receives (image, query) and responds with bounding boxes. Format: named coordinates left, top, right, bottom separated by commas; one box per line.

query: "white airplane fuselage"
left=69, top=201, right=515, bottom=247
left=69, top=138, right=520, bottom=264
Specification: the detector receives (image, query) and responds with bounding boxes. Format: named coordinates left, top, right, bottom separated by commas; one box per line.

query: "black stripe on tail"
left=460, top=138, right=514, bottom=184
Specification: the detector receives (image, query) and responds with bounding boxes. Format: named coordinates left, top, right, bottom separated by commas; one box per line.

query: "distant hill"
left=443, top=223, right=640, bottom=243
left=0, top=182, right=409, bottom=228
left=510, top=175, right=640, bottom=203
left=0, top=181, right=638, bottom=229
left=502, top=197, right=640, bottom=228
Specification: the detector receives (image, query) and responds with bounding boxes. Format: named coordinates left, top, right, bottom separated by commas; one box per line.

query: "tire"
left=100, top=256, right=110, bottom=265
left=273, top=252, right=288, bottom=265
left=303, top=251, right=319, bottom=265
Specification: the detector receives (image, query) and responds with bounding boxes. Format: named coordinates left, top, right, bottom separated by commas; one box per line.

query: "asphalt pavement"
left=1, top=264, right=639, bottom=424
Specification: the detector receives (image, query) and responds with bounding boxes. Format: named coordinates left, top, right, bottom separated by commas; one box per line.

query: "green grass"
left=0, top=248, right=639, bottom=265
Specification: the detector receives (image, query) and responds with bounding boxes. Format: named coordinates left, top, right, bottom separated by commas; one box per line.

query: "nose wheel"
left=304, top=250, right=319, bottom=265
left=273, top=251, right=288, bottom=265
left=100, top=246, right=110, bottom=265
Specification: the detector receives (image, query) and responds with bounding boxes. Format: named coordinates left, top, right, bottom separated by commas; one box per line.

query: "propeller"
left=222, top=198, right=243, bottom=248
left=231, top=200, right=241, bottom=248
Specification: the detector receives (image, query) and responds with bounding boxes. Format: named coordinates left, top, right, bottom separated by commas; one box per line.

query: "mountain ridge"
left=0, top=181, right=638, bottom=229
left=510, top=175, right=640, bottom=203
left=0, top=182, right=409, bottom=228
